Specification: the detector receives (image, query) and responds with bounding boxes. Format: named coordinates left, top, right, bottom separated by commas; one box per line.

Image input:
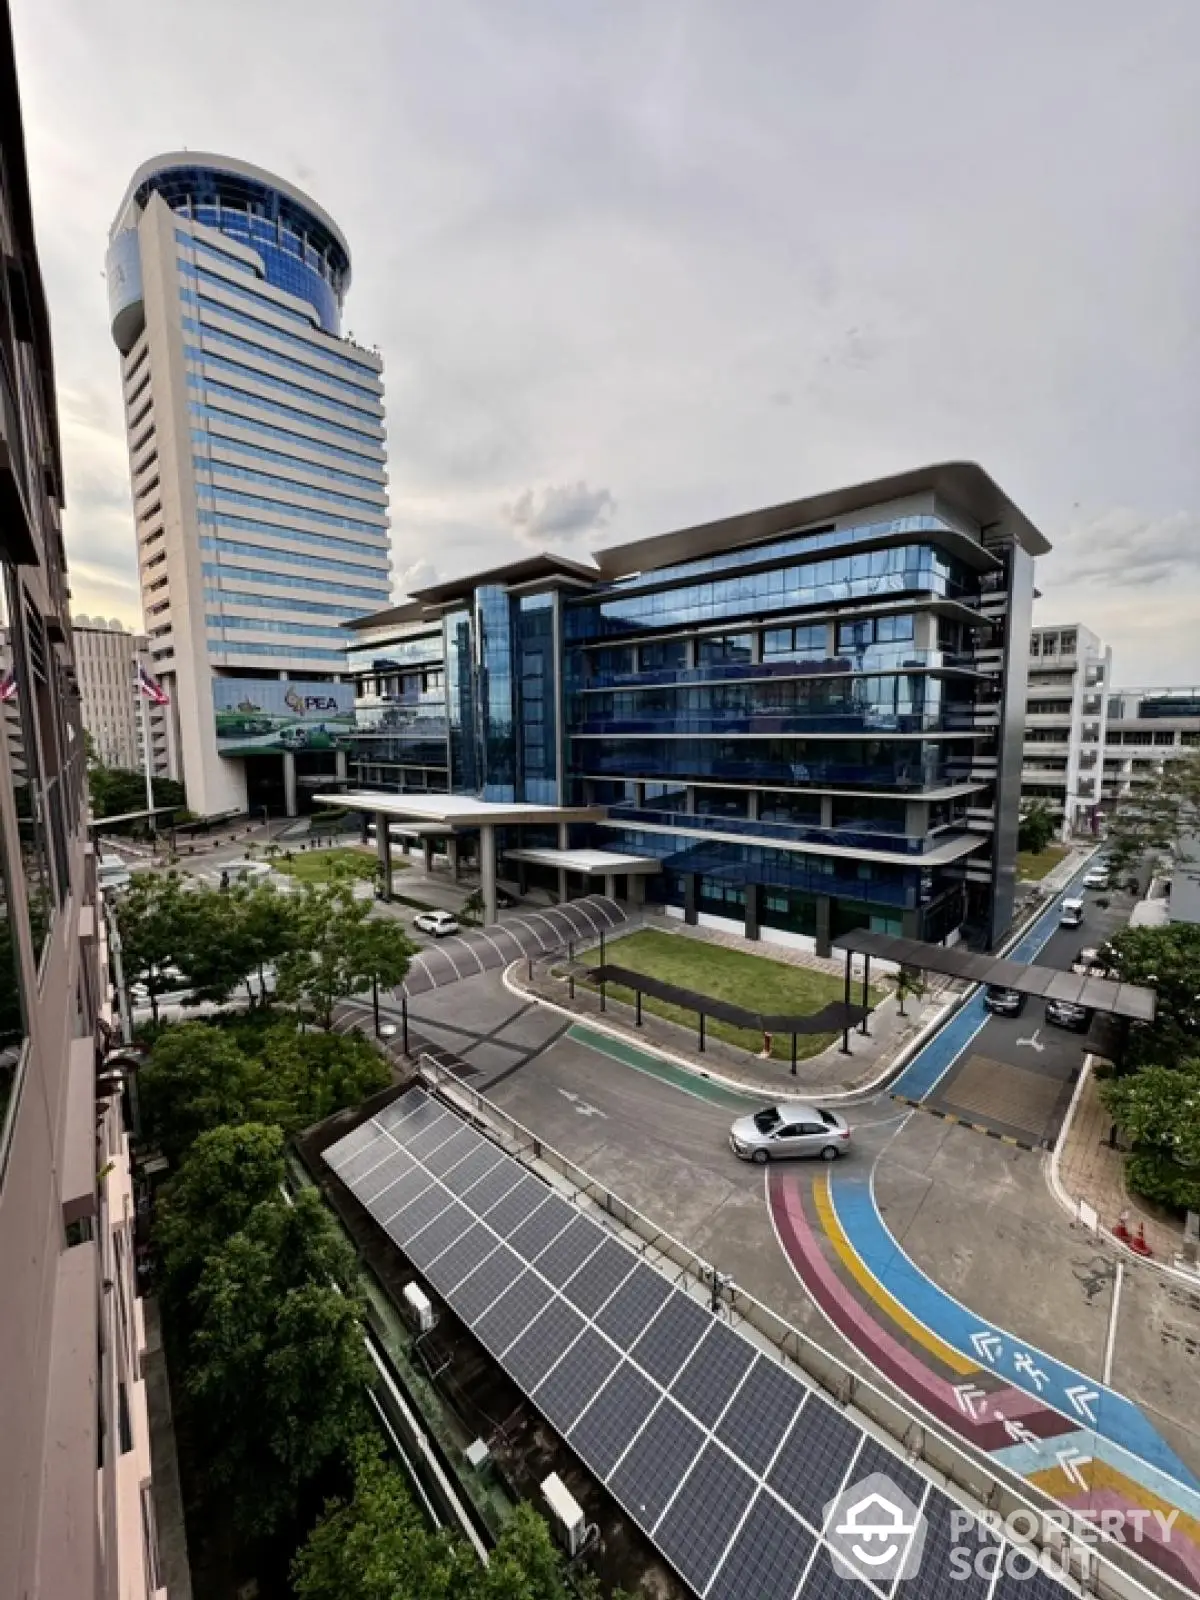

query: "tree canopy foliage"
left=1017, top=800, right=1058, bottom=856
left=276, top=881, right=414, bottom=1029
left=1098, top=923, right=1200, bottom=1071
left=1100, top=1061, right=1200, bottom=1213
left=89, top=762, right=186, bottom=822
left=1103, top=749, right=1200, bottom=878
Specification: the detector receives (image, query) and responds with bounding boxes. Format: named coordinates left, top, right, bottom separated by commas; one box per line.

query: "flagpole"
left=138, top=668, right=156, bottom=833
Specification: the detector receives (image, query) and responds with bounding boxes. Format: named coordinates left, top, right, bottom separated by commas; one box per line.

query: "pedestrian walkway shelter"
left=832, top=929, right=1157, bottom=1022
left=316, top=790, right=656, bottom=925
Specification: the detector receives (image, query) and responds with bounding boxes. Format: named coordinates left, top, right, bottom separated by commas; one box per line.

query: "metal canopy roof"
left=831, top=930, right=1157, bottom=1023
left=316, top=790, right=606, bottom=829
left=504, top=846, right=662, bottom=876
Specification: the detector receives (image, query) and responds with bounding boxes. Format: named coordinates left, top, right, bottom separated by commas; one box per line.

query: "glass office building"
left=346, top=466, right=1045, bottom=951
left=106, top=153, right=390, bottom=818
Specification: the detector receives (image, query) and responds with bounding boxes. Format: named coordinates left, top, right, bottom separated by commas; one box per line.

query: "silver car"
left=729, top=1102, right=851, bottom=1164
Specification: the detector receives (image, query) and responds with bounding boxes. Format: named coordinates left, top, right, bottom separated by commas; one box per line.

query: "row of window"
left=190, top=425, right=381, bottom=491
left=200, top=559, right=386, bottom=604
left=180, top=306, right=379, bottom=406
left=180, top=260, right=376, bottom=375
left=195, top=452, right=384, bottom=514
left=185, top=347, right=383, bottom=432
left=175, top=227, right=257, bottom=279
left=189, top=376, right=384, bottom=449
left=577, top=674, right=965, bottom=722
left=575, top=736, right=964, bottom=790
left=202, top=585, right=357, bottom=619
left=566, top=545, right=972, bottom=640
left=207, top=637, right=348, bottom=662
left=204, top=612, right=351, bottom=641
left=199, top=536, right=392, bottom=588
left=195, top=503, right=389, bottom=561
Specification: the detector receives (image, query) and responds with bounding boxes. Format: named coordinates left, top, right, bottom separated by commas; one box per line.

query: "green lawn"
left=578, top=928, right=882, bottom=1062
left=1016, top=844, right=1070, bottom=882
left=272, top=846, right=398, bottom=885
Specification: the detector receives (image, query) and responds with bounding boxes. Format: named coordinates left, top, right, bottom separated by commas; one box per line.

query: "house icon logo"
left=824, top=1471, right=926, bottom=1581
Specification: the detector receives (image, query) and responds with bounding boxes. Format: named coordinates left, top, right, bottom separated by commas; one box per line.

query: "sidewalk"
left=1055, top=1062, right=1188, bottom=1263
left=509, top=942, right=961, bottom=1098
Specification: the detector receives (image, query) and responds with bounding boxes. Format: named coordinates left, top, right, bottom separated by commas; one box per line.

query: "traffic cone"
left=1113, top=1212, right=1131, bottom=1243
left=1131, top=1223, right=1154, bottom=1258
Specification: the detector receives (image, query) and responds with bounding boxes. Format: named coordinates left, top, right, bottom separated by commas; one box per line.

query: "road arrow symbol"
left=557, top=1088, right=607, bottom=1119
left=1056, top=1448, right=1092, bottom=1489
left=971, top=1331, right=1003, bottom=1364
left=1065, top=1385, right=1099, bottom=1424
left=1016, top=1028, right=1046, bottom=1053
left=953, top=1383, right=990, bottom=1422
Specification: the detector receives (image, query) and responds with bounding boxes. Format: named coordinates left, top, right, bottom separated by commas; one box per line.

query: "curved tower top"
left=108, top=152, right=352, bottom=342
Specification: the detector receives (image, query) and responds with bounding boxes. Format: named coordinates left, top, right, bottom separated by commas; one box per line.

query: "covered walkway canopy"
left=317, top=790, right=613, bottom=924
left=832, top=929, right=1157, bottom=1022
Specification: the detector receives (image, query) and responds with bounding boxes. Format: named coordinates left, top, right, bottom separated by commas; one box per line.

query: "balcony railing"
left=606, top=803, right=937, bottom=855
left=580, top=647, right=980, bottom=693
left=573, top=710, right=982, bottom=738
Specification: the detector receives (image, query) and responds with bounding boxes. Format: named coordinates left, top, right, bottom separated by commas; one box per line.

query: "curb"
left=501, top=961, right=955, bottom=1105
left=1045, top=1056, right=1199, bottom=1286
left=893, top=1095, right=1040, bottom=1152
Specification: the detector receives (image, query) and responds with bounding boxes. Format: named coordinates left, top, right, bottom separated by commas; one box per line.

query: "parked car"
left=1058, top=898, right=1084, bottom=928
left=131, top=964, right=192, bottom=1009
left=222, top=858, right=273, bottom=883
left=98, top=853, right=132, bottom=893
left=1083, top=869, right=1109, bottom=890
left=1071, top=948, right=1111, bottom=978
left=414, top=909, right=460, bottom=938
left=1045, top=998, right=1092, bottom=1032
left=729, top=1103, right=851, bottom=1164
left=984, top=985, right=1026, bottom=1016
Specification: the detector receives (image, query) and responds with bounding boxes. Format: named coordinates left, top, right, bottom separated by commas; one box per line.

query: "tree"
left=1103, top=748, right=1200, bottom=880
left=155, top=1122, right=287, bottom=1310
left=138, top=1022, right=259, bottom=1162
left=113, top=871, right=192, bottom=1024
left=888, top=966, right=928, bottom=1018
left=187, top=1189, right=372, bottom=1535
left=277, top=884, right=411, bottom=1031
left=1100, top=1061, right=1200, bottom=1213
left=173, top=880, right=294, bottom=1008
left=1017, top=801, right=1058, bottom=856
left=1098, top=923, right=1200, bottom=1070
left=89, top=763, right=185, bottom=823
left=460, top=887, right=485, bottom=925
left=251, top=1024, right=390, bottom=1129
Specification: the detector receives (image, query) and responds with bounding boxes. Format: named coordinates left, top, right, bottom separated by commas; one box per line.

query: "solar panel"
left=669, top=1321, right=755, bottom=1429
left=912, top=1490, right=999, bottom=1600
left=473, top=1269, right=556, bottom=1359
left=714, top=1354, right=807, bottom=1475
left=323, top=1092, right=1070, bottom=1600
left=594, top=1260, right=673, bottom=1346
left=607, top=1397, right=705, bottom=1530
left=706, top=1489, right=816, bottom=1600
left=570, top=1360, right=660, bottom=1478
left=654, top=1442, right=757, bottom=1594
left=767, top=1396, right=861, bottom=1531
left=534, top=1326, right=621, bottom=1432
left=504, top=1295, right=588, bottom=1391
left=628, top=1290, right=712, bottom=1387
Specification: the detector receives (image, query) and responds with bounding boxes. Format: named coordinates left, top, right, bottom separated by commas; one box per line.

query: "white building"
left=72, top=616, right=170, bottom=776
left=1021, top=622, right=1111, bottom=837
left=1102, top=687, right=1200, bottom=804
left=106, top=153, right=391, bottom=818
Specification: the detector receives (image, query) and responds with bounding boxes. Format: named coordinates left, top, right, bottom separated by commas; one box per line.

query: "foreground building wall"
left=348, top=464, right=1046, bottom=952
left=106, top=153, right=390, bottom=819
left=0, top=5, right=162, bottom=1592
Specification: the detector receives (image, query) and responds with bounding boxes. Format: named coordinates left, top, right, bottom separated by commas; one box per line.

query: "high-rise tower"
left=107, top=154, right=391, bottom=817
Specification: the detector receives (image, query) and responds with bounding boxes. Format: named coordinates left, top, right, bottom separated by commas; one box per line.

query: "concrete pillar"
left=480, top=823, right=498, bottom=927
left=820, top=795, right=834, bottom=828
left=747, top=790, right=760, bottom=822
left=335, top=750, right=348, bottom=783
left=283, top=752, right=298, bottom=817
left=744, top=882, right=760, bottom=941
left=629, top=873, right=645, bottom=907
left=558, top=868, right=569, bottom=903
left=815, top=894, right=833, bottom=958
left=902, top=907, right=922, bottom=940
left=685, top=873, right=699, bottom=925
left=557, top=821, right=570, bottom=849
left=447, top=837, right=460, bottom=880
left=603, top=873, right=617, bottom=902
left=423, top=839, right=434, bottom=874
left=360, top=811, right=371, bottom=844
left=905, top=800, right=928, bottom=840
left=375, top=812, right=393, bottom=900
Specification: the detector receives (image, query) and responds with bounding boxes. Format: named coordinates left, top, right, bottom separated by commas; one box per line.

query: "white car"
left=1083, top=869, right=1109, bottom=890
left=414, top=909, right=460, bottom=938
left=221, top=858, right=273, bottom=883
left=98, top=853, right=132, bottom=893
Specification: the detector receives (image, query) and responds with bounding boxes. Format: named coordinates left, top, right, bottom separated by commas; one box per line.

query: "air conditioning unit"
left=541, top=1473, right=586, bottom=1557
left=401, top=1281, right=435, bottom=1333
left=464, top=1437, right=490, bottom=1470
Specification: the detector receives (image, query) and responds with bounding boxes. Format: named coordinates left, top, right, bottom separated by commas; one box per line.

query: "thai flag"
left=0, top=670, right=16, bottom=704
left=137, top=663, right=170, bottom=706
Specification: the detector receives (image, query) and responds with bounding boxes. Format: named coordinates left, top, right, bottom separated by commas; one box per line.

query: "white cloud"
left=503, top=481, right=616, bottom=545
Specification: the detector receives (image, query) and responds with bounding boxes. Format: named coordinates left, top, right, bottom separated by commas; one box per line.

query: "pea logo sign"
left=824, top=1472, right=927, bottom=1582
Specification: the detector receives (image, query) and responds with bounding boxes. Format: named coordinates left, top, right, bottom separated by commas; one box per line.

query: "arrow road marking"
left=1066, top=1384, right=1099, bottom=1424
left=953, top=1383, right=990, bottom=1422
left=1056, top=1448, right=1093, bottom=1489
left=1014, top=1352, right=1050, bottom=1391
left=971, top=1330, right=1004, bottom=1364
left=557, top=1088, right=607, bottom=1119
left=1016, top=1027, right=1045, bottom=1052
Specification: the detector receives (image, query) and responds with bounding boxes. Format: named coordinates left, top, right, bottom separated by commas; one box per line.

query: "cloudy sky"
left=12, top=0, right=1200, bottom=681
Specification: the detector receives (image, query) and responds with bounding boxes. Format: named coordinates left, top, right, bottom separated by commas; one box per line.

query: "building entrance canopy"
left=832, top=929, right=1156, bottom=1022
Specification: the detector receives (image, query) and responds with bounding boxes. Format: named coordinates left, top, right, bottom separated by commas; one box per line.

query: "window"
left=697, top=633, right=753, bottom=666
left=638, top=638, right=687, bottom=671
left=875, top=614, right=914, bottom=643
left=836, top=619, right=874, bottom=652
left=762, top=622, right=826, bottom=658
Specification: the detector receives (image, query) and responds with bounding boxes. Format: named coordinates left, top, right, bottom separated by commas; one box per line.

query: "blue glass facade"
left=345, top=480, right=1039, bottom=951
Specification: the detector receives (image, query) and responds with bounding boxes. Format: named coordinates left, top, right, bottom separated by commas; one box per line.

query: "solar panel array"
left=325, top=1089, right=1061, bottom=1600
